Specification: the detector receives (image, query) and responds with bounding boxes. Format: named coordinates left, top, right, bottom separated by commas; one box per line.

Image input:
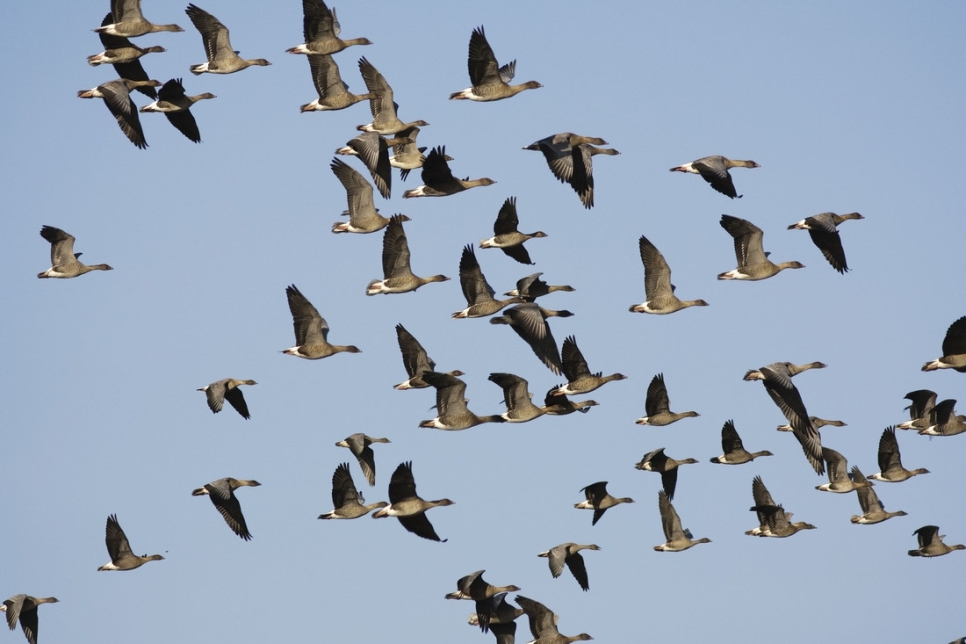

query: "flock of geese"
left=10, top=1, right=965, bottom=643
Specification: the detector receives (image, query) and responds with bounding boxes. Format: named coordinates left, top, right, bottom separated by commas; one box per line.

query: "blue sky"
left=3, top=1, right=966, bottom=642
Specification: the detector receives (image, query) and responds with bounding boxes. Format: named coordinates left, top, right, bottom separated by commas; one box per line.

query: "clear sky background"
left=2, top=1, right=965, bottom=642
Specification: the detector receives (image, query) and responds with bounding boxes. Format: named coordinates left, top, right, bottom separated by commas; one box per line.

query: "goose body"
left=450, top=26, right=542, bottom=102
left=2, top=595, right=59, bottom=644
left=718, top=215, right=804, bottom=280
left=635, top=447, right=698, bottom=500
left=335, top=131, right=393, bottom=198
left=919, top=399, right=966, bottom=436
left=921, top=315, right=966, bottom=372
left=543, top=387, right=598, bottom=415
left=488, top=372, right=547, bottom=422
left=392, top=323, right=463, bottom=390
left=282, top=284, right=361, bottom=359
left=287, top=0, right=371, bottom=55
left=37, top=226, right=113, bottom=278
left=356, top=57, right=428, bottom=134
left=776, top=416, right=845, bottom=432
left=575, top=481, right=634, bottom=525
left=419, top=372, right=505, bottom=430
left=538, top=543, right=600, bottom=591
left=816, top=447, right=871, bottom=493
left=330, top=158, right=402, bottom=234
left=505, top=272, right=575, bottom=302
left=490, top=304, right=571, bottom=375
left=635, top=373, right=699, bottom=426
left=670, top=155, right=759, bottom=198
left=77, top=78, right=161, bottom=149
left=654, top=491, right=711, bottom=552
left=850, top=467, right=907, bottom=524
left=897, top=389, right=937, bottom=430
left=403, top=146, right=495, bottom=198
left=479, top=197, right=546, bottom=265
left=95, top=0, right=183, bottom=37
left=744, top=362, right=825, bottom=475
left=186, top=4, right=270, bottom=74
left=445, top=570, right=521, bottom=633
left=788, top=212, right=864, bottom=273
left=139, top=78, right=214, bottom=143
left=747, top=476, right=816, bottom=537
left=334, top=433, right=390, bottom=486
left=525, top=133, right=618, bottom=208
left=97, top=514, right=164, bottom=571
left=301, top=54, right=372, bottom=112
left=318, top=463, right=387, bottom=519
left=453, top=245, right=523, bottom=318
left=366, top=215, right=449, bottom=295
left=515, top=595, right=593, bottom=644
left=553, top=335, right=626, bottom=396
left=388, top=126, right=442, bottom=180
left=710, top=420, right=772, bottom=464
left=908, top=525, right=965, bottom=557
left=870, top=426, right=929, bottom=482
left=197, top=378, right=256, bottom=419
left=192, top=477, right=261, bottom=540
left=372, top=461, right=453, bottom=542
left=630, top=235, right=708, bottom=314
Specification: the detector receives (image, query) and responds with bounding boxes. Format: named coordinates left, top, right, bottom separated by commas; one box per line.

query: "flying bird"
left=653, top=490, right=711, bottom=552
left=403, top=146, right=496, bottom=198
left=2, top=594, right=59, bottom=644
left=630, top=234, right=708, bottom=314
left=372, top=461, right=453, bottom=542
left=317, top=463, right=388, bottom=519
left=300, top=53, right=372, bottom=113
left=192, top=477, right=261, bottom=540
left=282, top=284, right=361, bottom=359
left=450, top=25, right=542, bottom=101
left=419, top=372, right=505, bottom=430
left=37, top=226, right=113, bottom=279
left=747, top=476, right=816, bottom=538
left=635, top=447, right=698, bottom=501
left=392, top=323, right=463, bottom=390
left=553, top=335, right=626, bottom=396
left=197, top=378, right=257, bottom=419
left=908, top=525, right=965, bottom=557
left=77, top=78, right=160, bottom=149
left=635, top=373, right=699, bottom=426
left=95, top=0, right=183, bottom=37
left=787, top=212, right=864, bottom=273
left=710, top=420, right=773, bottom=465
left=718, top=215, right=805, bottom=280
left=444, top=570, right=521, bottom=633
left=334, top=433, right=390, bottom=486
left=921, top=315, right=966, bottom=372
left=366, top=215, right=449, bottom=295
left=97, top=514, right=164, bottom=571
left=453, top=245, right=523, bottom=318
left=286, top=0, right=372, bottom=55
left=139, top=78, right=215, bottom=143
left=574, top=481, right=634, bottom=525
left=537, top=543, right=600, bottom=591
left=744, top=362, right=825, bottom=474
left=336, top=130, right=393, bottom=198
left=490, top=304, right=571, bottom=375
left=670, top=155, right=759, bottom=198
left=479, top=196, right=546, bottom=265
left=356, top=57, right=428, bottom=135
left=185, top=4, right=271, bottom=74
